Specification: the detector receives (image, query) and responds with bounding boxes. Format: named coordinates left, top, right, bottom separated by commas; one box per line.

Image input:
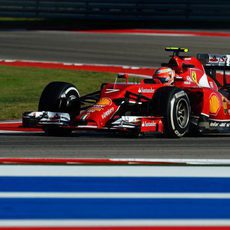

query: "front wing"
left=22, top=111, right=164, bottom=134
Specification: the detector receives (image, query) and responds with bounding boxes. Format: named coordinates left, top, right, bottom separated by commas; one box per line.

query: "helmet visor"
left=156, top=77, right=169, bottom=83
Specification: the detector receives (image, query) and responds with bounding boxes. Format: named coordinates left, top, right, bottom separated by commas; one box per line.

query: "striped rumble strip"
left=0, top=164, right=230, bottom=229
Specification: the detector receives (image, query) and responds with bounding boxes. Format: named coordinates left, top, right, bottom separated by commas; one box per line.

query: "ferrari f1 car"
left=23, top=47, right=230, bottom=137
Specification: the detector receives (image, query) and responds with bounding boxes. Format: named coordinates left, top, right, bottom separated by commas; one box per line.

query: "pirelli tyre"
left=151, top=86, right=191, bottom=138
left=39, top=81, right=80, bottom=116
left=38, top=81, right=81, bottom=136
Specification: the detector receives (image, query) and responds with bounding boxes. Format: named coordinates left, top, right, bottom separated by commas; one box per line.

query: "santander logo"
left=142, top=121, right=156, bottom=127
left=138, top=88, right=155, bottom=94
left=102, top=107, right=115, bottom=119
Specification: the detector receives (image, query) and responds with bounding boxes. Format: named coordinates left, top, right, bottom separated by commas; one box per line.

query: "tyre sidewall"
left=59, top=86, right=81, bottom=116
left=38, top=82, right=80, bottom=116
left=151, top=87, right=190, bottom=137
left=166, top=90, right=190, bottom=137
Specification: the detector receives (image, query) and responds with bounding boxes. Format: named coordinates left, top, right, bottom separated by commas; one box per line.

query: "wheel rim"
left=66, top=94, right=77, bottom=108
left=60, top=89, right=80, bottom=113
left=176, top=98, right=189, bottom=129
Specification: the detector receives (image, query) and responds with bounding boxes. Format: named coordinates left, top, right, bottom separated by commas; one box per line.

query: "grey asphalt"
left=0, top=31, right=230, bottom=67
left=0, top=30, right=230, bottom=158
left=1, top=133, right=230, bottom=158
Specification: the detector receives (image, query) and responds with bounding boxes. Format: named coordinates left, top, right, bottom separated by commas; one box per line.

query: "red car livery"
left=23, top=47, right=230, bottom=137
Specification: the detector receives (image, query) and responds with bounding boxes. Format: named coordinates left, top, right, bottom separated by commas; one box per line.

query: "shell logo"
left=209, top=94, right=220, bottom=115
left=97, top=97, right=112, bottom=106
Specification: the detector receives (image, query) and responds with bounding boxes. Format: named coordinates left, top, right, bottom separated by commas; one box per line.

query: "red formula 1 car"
left=23, top=47, right=230, bottom=137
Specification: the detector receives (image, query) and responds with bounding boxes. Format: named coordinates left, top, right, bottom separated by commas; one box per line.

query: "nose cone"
left=77, top=97, right=118, bottom=128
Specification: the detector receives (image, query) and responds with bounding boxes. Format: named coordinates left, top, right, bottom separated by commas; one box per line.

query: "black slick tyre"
left=38, top=81, right=80, bottom=136
left=39, top=81, right=80, bottom=116
left=151, top=86, right=190, bottom=138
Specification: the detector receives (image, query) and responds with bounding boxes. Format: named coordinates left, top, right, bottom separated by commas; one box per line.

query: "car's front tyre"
left=38, top=81, right=80, bottom=136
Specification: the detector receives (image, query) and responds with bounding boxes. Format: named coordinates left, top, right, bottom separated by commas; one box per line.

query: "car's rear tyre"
left=38, top=81, right=81, bottom=136
left=150, top=86, right=190, bottom=138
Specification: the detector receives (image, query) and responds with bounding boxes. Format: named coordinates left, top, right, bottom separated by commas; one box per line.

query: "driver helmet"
left=153, top=67, right=175, bottom=85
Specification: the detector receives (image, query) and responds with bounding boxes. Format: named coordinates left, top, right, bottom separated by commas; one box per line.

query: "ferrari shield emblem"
left=191, top=71, right=197, bottom=83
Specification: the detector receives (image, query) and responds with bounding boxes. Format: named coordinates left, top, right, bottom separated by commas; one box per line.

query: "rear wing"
left=197, top=53, right=230, bottom=87
left=197, top=53, right=230, bottom=69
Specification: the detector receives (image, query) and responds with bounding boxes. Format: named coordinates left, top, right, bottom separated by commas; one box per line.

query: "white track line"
left=0, top=192, right=229, bottom=199
left=0, top=220, right=230, bottom=227
left=0, top=165, right=230, bottom=177
left=0, top=59, right=154, bottom=69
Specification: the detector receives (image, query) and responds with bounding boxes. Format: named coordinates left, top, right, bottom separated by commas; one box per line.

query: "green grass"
left=0, top=66, right=114, bottom=120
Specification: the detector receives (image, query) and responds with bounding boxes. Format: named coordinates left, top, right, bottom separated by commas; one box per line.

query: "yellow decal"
left=87, top=97, right=112, bottom=113
left=97, top=97, right=112, bottom=106
left=210, top=94, right=220, bottom=115
left=191, top=71, right=197, bottom=83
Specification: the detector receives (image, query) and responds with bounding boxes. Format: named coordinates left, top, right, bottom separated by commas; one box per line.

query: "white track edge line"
left=0, top=192, right=230, bottom=199
left=0, top=220, right=230, bottom=227
left=0, top=165, right=230, bottom=177
left=0, top=59, right=154, bottom=69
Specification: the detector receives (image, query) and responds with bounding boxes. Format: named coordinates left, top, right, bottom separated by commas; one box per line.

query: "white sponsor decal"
left=210, top=121, right=230, bottom=128
left=102, top=107, right=115, bottom=119
left=138, top=88, right=155, bottom=93
left=142, top=121, right=156, bottom=127
left=184, top=81, right=191, bottom=85
left=209, top=55, right=228, bottom=64
left=174, top=91, right=186, bottom=99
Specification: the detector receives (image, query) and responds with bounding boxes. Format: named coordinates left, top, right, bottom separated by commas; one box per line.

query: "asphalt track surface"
left=1, top=132, right=230, bottom=158
left=0, top=30, right=230, bottom=158
left=0, top=30, right=230, bottom=67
